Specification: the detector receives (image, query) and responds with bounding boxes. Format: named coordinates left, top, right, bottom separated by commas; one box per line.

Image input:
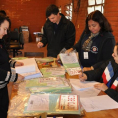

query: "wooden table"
left=9, top=63, right=118, bottom=118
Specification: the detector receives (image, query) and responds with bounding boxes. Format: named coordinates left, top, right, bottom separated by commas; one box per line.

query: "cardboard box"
left=22, top=31, right=29, bottom=43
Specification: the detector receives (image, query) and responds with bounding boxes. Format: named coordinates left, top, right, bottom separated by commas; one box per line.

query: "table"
left=9, top=62, right=118, bottom=118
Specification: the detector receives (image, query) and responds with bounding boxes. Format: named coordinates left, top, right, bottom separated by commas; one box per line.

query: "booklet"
left=24, top=94, right=82, bottom=115
left=59, top=52, right=81, bottom=76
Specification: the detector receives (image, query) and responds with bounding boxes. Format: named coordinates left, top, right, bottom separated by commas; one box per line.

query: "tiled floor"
left=8, top=42, right=47, bottom=58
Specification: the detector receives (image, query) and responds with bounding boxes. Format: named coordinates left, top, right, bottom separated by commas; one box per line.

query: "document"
left=80, top=95, right=118, bottom=112
left=26, top=94, right=49, bottom=111
left=59, top=52, right=81, bottom=76
left=70, top=79, right=100, bottom=97
left=70, top=79, right=99, bottom=91
left=15, top=58, right=43, bottom=79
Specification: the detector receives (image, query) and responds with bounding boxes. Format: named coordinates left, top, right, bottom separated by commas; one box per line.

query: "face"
left=48, top=13, right=60, bottom=24
left=88, top=20, right=101, bottom=34
left=0, top=20, right=9, bottom=39
left=112, top=46, right=118, bottom=64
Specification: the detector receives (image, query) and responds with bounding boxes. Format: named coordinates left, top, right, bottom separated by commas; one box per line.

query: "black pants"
left=0, top=86, right=9, bottom=118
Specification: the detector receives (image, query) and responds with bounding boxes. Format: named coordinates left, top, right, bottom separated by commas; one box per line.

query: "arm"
left=105, top=88, right=118, bottom=102
left=84, top=59, right=110, bottom=81
left=40, top=24, right=48, bottom=47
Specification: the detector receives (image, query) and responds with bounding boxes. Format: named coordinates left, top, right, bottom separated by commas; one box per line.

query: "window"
left=65, top=3, right=73, bottom=21
left=59, top=6, right=61, bottom=13
left=88, top=0, right=105, bottom=14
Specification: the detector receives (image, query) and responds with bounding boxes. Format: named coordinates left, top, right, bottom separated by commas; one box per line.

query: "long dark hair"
left=85, top=10, right=113, bottom=33
left=0, top=13, right=11, bottom=30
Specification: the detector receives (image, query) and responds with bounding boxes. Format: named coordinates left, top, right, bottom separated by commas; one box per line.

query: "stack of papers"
left=59, top=52, right=81, bottom=76
left=40, top=67, right=65, bottom=77
left=24, top=94, right=82, bottom=115
left=80, top=95, right=118, bottom=112
left=15, top=58, right=43, bottom=80
left=25, top=77, right=72, bottom=93
left=70, top=79, right=100, bottom=98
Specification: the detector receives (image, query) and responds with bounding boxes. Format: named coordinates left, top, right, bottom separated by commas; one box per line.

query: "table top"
left=8, top=62, right=118, bottom=118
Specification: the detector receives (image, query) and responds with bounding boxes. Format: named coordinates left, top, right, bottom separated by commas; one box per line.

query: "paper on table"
left=70, top=79, right=99, bottom=91
left=15, top=58, right=43, bottom=79
left=15, top=64, right=35, bottom=74
left=26, top=94, right=49, bottom=111
left=80, top=95, right=118, bottom=112
left=72, top=86, right=100, bottom=98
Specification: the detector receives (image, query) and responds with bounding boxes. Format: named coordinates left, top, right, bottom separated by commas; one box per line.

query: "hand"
left=65, top=48, right=73, bottom=55
left=57, top=54, right=60, bottom=60
left=15, top=74, right=24, bottom=83
left=83, top=67, right=92, bottom=72
left=37, top=42, right=44, bottom=48
left=15, top=62, right=24, bottom=67
left=79, top=72, right=87, bottom=82
left=94, top=83, right=108, bottom=91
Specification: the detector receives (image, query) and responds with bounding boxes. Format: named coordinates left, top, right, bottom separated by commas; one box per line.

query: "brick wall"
left=56, top=0, right=87, bottom=43
left=56, top=0, right=118, bottom=43
left=104, top=0, right=118, bottom=42
left=1, top=0, right=118, bottom=43
left=0, top=0, right=55, bottom=42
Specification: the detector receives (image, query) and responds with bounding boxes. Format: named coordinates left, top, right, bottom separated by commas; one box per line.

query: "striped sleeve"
left=9, top=59, right=16, bottom=68
left=0, top=68, right=18, bottom=89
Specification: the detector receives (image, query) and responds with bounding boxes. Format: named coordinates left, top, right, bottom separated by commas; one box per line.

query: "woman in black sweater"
left=0, top=13, right=24, bottom=118
left=65, top=10, right=115, bottom=71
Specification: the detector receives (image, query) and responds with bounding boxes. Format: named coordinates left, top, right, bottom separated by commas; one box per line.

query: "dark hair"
left=85, top=10, right=113, bottom=33
left=0, top=10, right=6, bottom=16
left=0, top=13, right=11, bottom=30
left=46, top=4, right=59, bottom=18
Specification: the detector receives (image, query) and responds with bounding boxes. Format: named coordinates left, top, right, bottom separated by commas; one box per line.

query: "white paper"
left=59, top=53, right=78, bottom=64
left=26, top=94, right=49, bottom=111
left=70, top=79, right=99, bottom=91
left=80, top=95, right=118, bottom=112
left=15, top=64, right=36, bottom=74
left=15, top=58, right=43, bottom=79
left=72, top=87, right=100, bottom=98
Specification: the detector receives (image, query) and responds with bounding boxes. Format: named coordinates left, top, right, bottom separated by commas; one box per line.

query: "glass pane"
left=96, top=0, right=102, bottom=4
left=102, top=6, right=104, bottom=13
left=88, top=6, right=94, bottom=14
left=103, top=0, right=105, bottom=3
left=95, top=5, right=101, bottom=11
left=88, top=0, right=95, bottom=5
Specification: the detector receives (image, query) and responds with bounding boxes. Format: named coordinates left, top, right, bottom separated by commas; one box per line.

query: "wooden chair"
left=24, top=52, right=44, bottom=58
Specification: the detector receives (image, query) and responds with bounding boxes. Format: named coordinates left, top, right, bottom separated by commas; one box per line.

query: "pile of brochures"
left=25, top=77, right=72, bottom=93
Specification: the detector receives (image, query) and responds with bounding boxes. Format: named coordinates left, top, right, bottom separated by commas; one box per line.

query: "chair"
left=7, top=31, right=24, bottom=57
left=24, top=52, right=44, bottom=58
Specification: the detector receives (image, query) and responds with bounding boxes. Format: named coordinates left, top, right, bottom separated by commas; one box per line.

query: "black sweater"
left=0, top=39, right=18, bottom=89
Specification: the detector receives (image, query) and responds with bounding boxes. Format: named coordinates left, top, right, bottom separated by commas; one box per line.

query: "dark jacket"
left=0, top=39, right=18, bottom=118
left=41, top=13, right=75, bottom=57
left=84, top=58, right=118, bottom=102
left=73, top=31, right=115, bottom=69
